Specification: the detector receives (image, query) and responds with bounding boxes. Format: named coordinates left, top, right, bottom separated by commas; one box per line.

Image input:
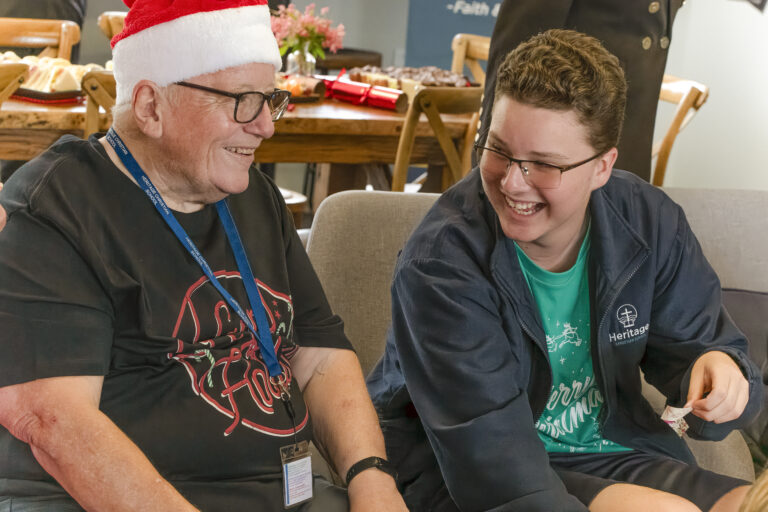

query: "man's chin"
left=217, top=177, right=251, bottom=199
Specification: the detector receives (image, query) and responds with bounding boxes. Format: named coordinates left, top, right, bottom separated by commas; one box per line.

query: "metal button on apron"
left=660, top=36, right=670, bottom=49
left=642, top=37, right=652, bottom=50
left=649, top=1, right=661, bottom=13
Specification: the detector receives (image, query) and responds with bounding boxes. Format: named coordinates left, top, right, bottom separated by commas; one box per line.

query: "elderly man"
left=0, top=1, right=406, bottom=511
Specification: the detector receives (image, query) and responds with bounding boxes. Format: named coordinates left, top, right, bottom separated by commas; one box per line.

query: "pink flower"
left=270, top=4, right=344, bottom=56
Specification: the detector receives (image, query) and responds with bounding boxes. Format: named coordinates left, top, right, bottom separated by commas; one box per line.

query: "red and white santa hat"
left=111, top=0, right=282, bottom=105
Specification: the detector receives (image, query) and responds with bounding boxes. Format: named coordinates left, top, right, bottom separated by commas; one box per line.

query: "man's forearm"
left=301, top=349, right=388, bottom=477
left=285, top=348, right=406, bottom=511
left=14, top=398, right=196, bottom=511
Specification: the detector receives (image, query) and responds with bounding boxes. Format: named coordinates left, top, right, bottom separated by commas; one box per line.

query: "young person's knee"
left=590, top=483, right=701, bottom=512
left=712, top=484, right=750, bottom=512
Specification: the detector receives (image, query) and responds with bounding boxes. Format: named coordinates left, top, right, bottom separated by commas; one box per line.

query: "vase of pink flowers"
left=271, top=3, right=345, bottom=76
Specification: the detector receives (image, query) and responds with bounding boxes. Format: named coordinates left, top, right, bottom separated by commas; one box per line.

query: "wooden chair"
left=651, top=74, right=709, bottom=186
left=391, top=86, right=483, bottom=192
left=81, top=70, right=116, bottom=137
left=0, top=62, right=29, bottom=106
left=97, top=11, right=127, bottom=42
left=450, top=33, right=491, bottom=86
left=0, top=18, right=80, bottom=61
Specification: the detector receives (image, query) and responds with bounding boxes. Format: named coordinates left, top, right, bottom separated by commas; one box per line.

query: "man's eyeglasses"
left=175, top=81, right=292, bottom=123
left=474, top=143, right=604, bottom=189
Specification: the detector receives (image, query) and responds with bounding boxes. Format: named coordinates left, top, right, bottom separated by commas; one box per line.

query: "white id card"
left=281, top=441, right=313, bottom=508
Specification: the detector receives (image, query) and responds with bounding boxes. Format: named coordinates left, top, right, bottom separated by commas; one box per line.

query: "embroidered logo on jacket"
left=617, top=304, right=638, bottom=328
left=170, top=271, right=307, bottom=437
left=609, top=303, right=649, bottom=345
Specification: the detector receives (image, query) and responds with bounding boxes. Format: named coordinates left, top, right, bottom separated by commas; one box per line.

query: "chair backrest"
left=450, top=33, right=490, bottom=87
left=305, top=190, right=439, bottom=375
left=651, top=74, right=709, bottom=186
left=97, top=11, right=127, bottom=42
left=0, top=18, right=81, bottom=61
left=664, top=187, right=768, bottom=292
left=81, top=69, right=116, bottom=138
left=0, top=62, right=29, bottom=105
left=391, top=86, right=483, bottom=192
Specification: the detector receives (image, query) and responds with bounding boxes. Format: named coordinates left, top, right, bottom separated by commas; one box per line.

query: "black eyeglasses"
left=175, top=81, right=292, bottom=123
left=474, top=143, right=604, bottom=189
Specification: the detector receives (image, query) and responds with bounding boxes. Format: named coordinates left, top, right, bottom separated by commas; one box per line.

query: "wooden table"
left=256, top=99, right=473, bottom=204
left=0, top=98, right=109, bottom=160
left=0, top=97, right=472, bottom=204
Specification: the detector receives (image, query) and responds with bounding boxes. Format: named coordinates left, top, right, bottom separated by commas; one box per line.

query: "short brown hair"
left=494, top=29, right=627, bottom=153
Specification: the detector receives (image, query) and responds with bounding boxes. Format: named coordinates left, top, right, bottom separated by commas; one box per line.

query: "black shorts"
left=549, top=450, right=749, bottom=511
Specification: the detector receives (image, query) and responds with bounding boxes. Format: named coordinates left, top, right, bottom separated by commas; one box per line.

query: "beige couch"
left=306, top=187, right=768, bottom=483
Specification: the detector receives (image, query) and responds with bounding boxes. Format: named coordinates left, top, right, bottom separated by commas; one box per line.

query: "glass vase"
left=286, top=42, right=317, bottom=76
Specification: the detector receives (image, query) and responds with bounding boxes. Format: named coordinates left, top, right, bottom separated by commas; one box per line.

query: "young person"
left=367, top=29, right=762, bottom=512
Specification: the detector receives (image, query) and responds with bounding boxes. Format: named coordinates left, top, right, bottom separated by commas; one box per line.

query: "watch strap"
left=344, top=456, right=397, bottom=486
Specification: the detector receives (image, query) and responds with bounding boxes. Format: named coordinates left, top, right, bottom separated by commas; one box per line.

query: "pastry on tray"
left=2, top=51, right=108, bottom=94
left=347, top=65, right=474, bottom=101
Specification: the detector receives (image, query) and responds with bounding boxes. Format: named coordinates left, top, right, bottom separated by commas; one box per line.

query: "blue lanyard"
left=105, top=128, right=284, bottom=381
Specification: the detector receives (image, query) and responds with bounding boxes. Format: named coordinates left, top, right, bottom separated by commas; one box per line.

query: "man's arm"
left=291, top=346, right=407, bottom=512
left=0, top=375, right=197, bottom=511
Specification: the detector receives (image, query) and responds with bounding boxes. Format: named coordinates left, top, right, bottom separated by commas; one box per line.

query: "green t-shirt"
left=515, top=228, right=629, bottom=454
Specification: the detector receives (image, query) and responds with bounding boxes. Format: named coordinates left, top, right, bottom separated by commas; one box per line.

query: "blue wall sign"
left=405, top=0, right=499, bottom=70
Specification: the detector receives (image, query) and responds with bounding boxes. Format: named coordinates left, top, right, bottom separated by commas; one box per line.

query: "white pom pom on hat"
left=111, top=0, right=282, bottom=105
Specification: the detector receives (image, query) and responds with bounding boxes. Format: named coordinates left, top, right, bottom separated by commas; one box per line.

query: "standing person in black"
left=478, top=0, right=684, bottom=181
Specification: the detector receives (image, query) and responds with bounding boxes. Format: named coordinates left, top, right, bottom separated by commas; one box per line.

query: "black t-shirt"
left=0, top=135, right=351, bottom=507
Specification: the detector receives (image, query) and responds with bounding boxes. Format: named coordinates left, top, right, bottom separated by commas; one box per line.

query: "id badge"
left=281, top=440, right=313, bottom=508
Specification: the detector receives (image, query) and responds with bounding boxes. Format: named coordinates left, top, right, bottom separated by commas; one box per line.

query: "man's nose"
left=244, top=105, right=275, bottom=139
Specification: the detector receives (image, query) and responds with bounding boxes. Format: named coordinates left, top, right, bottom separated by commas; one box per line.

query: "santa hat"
left=111, top=0, right=282, bottom=105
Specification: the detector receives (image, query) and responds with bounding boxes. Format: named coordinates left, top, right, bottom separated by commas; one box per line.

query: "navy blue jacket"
left=367, top=169, right=763, bottom=512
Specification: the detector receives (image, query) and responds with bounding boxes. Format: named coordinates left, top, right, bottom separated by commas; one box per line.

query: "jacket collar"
left=588, top=184, right=651, bottom=326
left=479, top=173, right=651, bottom=335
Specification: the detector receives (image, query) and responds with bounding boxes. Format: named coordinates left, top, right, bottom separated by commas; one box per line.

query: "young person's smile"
left=480, top=96, right=616, bottom=269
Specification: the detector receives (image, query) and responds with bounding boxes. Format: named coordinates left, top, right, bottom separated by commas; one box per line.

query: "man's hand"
left=348, top=468, right=408, bottom=512
left=685, top=351, right=749, bottom=423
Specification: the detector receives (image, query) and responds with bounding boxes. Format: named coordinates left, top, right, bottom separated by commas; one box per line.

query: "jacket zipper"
left=594, top=254, right=648, bottom=431
left=518, top=319, right=551, bottom=421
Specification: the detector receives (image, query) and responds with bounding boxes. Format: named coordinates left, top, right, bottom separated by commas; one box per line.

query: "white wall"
left=291, top=0, right=409, bottom=66
left=653, top=0, right=768, bottom=189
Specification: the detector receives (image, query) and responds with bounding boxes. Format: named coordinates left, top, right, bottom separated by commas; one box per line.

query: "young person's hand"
left=685, top=350, right=749, bottom=423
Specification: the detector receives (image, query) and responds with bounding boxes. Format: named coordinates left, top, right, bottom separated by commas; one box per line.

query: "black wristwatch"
left=345, top=456, right=398, bottom=486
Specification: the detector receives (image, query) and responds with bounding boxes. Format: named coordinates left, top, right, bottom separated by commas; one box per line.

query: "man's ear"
left=591, top=147, right=618, bottom=190
left=131, top=80, right=165, bottom=139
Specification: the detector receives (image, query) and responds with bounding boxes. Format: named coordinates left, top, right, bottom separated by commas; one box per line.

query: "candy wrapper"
left=661, top=405, right=692, bottom=437
left=322, top=73, right=408, bottom=113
